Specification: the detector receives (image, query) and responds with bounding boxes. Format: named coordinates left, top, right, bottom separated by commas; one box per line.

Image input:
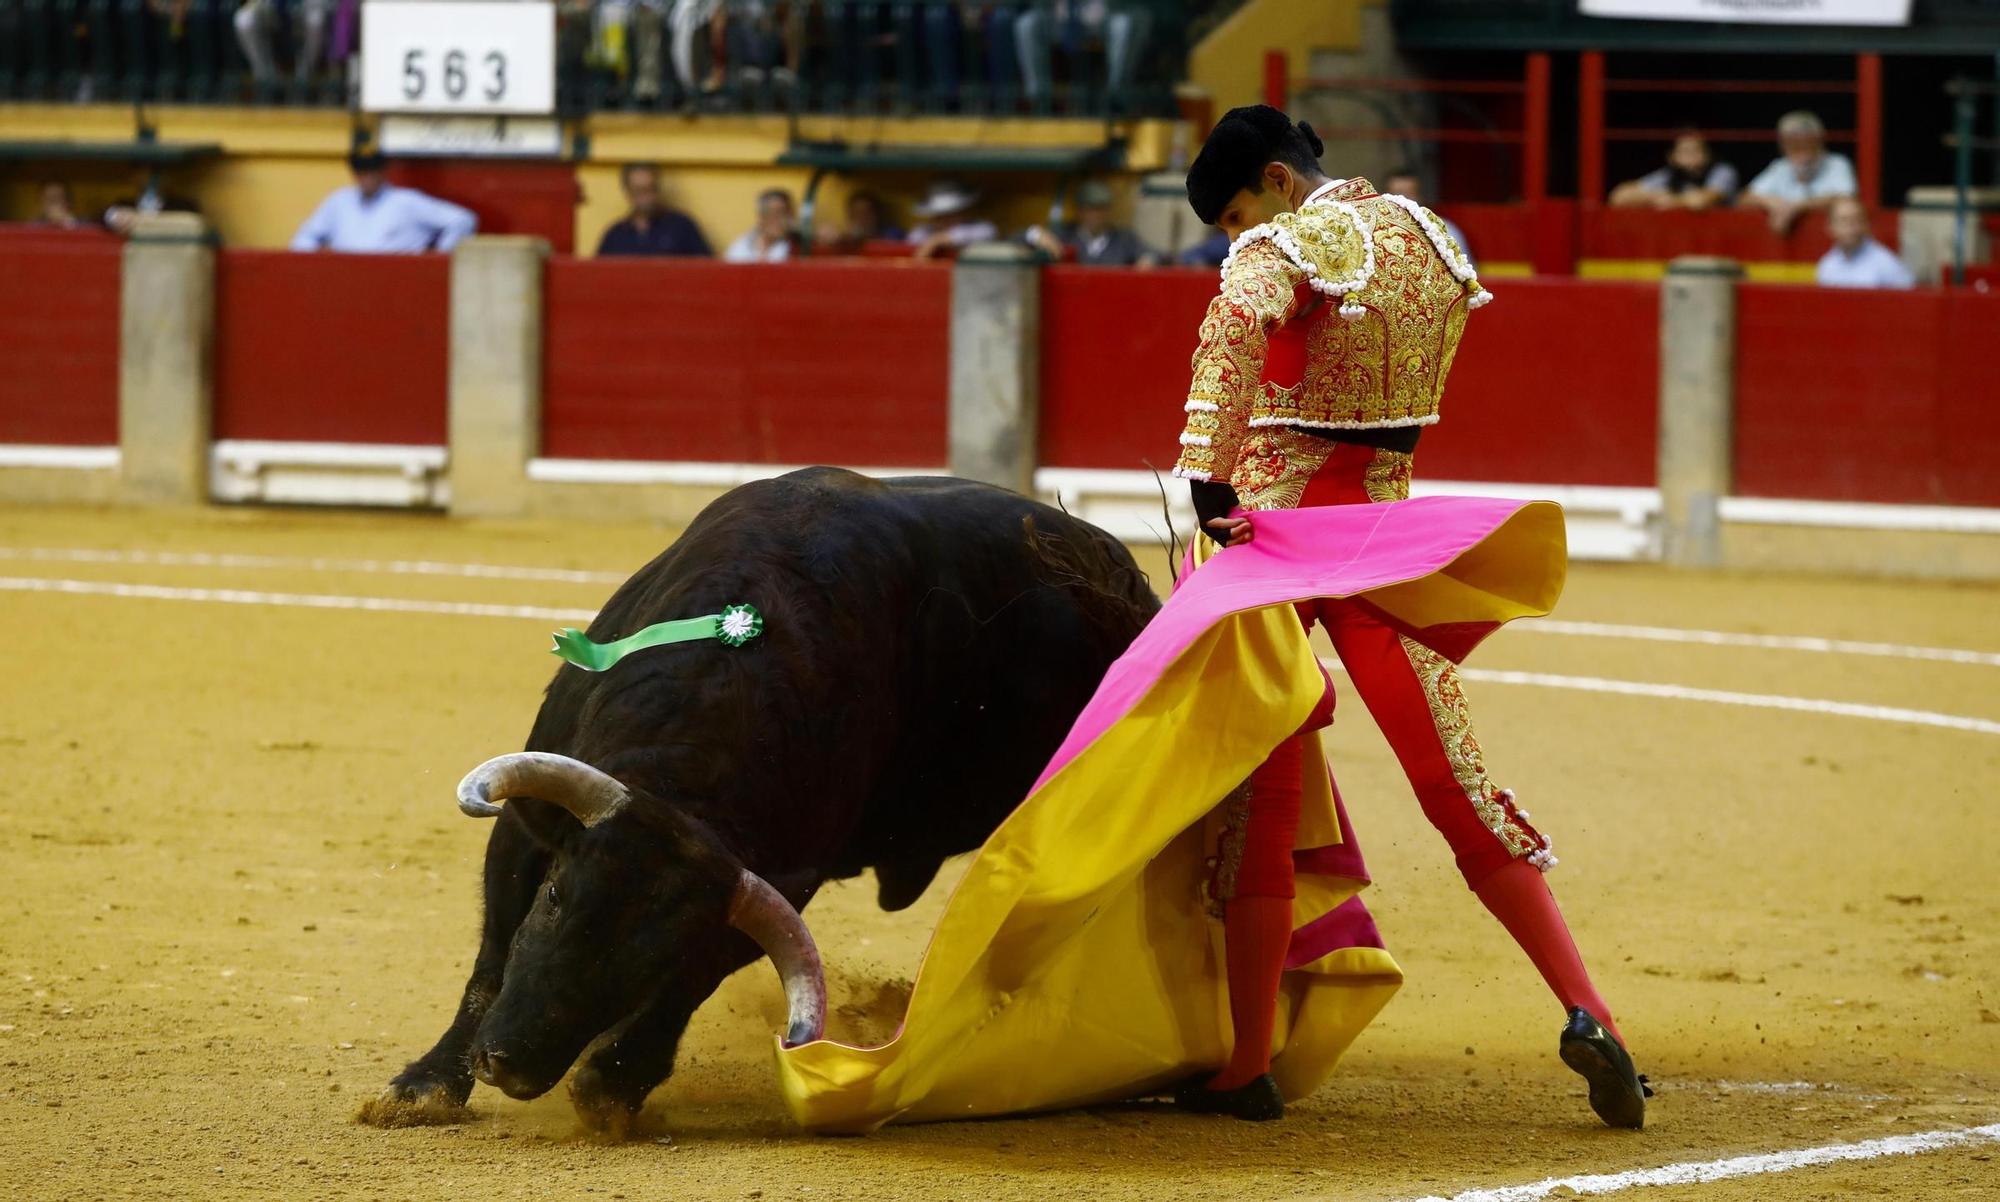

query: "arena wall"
left=3, top=231, right=1997, bottom=579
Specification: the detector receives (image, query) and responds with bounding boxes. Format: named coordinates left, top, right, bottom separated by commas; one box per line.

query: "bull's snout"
left=471, top=1046, right=549, bottom=1100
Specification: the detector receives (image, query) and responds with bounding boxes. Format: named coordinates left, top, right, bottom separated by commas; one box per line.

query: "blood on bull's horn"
left=455, top=752, right=631, bottom=826
left=727, top=870, right=827, bottom=1047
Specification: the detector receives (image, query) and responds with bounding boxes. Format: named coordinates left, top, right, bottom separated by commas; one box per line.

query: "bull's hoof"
left=354, top=1072, right=474, bottom=1128
left=568, top=1068, right=649, bottom=1140
left=355, top=1073, right=474, bottom=1128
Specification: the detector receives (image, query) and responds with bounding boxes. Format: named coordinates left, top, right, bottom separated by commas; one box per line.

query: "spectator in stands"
left=1178, top=225, right=1231, bottom=267
left=36, top=182, right=84, bottom=230
left=1016, top=2, right=1151, bottom=112
left=1608, top=131, right=1739, bottom=210
left=234, top=0, right=334, bottom=91
left=1745, top=111, right=1857, bottom=235
left=814, top=191, right=906, bottom=253
left=1816, top=197, right=1914, bottom=290
left=1025, top=179, right=1156, bottom=266
left=597, top=163, right=711, bottom=257
left=289, top=151, right=477, bottom=254
left=909, top=181, right=1000, bottom=259
left=723, top=187, right=801, bottom=262
left=1384, top=167, right=1475, bottom=271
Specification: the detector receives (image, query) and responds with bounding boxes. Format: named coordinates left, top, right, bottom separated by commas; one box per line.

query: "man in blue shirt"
left=1816, top=197, right=1915, bottom=290
left=595, top=163, right=712, bottom=258
left=290, top=152, right=477, bottom=254
left=1744, top=111, right=1858, bottom=236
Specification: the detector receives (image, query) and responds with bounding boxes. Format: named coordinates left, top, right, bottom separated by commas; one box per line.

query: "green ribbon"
left=551, top=604, right=764, bottom=672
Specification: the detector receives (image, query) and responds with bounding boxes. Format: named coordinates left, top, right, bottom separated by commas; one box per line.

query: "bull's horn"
left=455, top=752, right=631, bottom=827
left=727, top=870, right=827, bottom=1047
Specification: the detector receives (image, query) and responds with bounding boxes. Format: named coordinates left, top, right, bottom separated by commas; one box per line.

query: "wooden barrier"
left=1735, top=285, right=2000, bottom=507
left=212, top=250, right=450, bottom=445
left=0, top=230, right=120, bottom=446
left=540, top=257, right=952, bottom=466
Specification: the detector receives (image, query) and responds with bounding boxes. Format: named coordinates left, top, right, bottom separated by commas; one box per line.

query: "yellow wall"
left=0, top=104, right=1178, bottom=255
left=1188, top=0, right=1367, bottom=112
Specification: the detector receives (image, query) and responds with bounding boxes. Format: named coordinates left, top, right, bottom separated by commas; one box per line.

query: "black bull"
left=364, top=468, right=1160, bottom=1131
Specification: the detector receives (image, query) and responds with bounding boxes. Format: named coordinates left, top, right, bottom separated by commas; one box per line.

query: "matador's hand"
left=1205, top=516, right=1255, bottom=548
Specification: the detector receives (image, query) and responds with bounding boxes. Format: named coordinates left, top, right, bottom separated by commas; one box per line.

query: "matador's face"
left=1213, top=162, right=1311, bottom=243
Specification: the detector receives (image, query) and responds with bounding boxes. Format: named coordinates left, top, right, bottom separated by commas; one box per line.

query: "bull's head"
left=452, top=752, right=825, bottom=1105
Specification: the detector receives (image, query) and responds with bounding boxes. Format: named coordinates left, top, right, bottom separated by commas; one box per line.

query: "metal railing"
left=0, top=0, right=1187, bottom=117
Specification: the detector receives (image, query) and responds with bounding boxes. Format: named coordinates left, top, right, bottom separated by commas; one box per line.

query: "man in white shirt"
left=722, top=188, right=801, bottom=263
left=908, top=181, right=1000, bottom=260
left=290, top=152, right=478, bottom=254
left=1744, top=111, right=1858, bottom=235
left=1816, top=197, right=1915, bottom=290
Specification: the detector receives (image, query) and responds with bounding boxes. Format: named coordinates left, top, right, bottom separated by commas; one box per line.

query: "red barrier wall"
left=1735, top=286, right=2000, bottom=507
left=1038, top=270, right=1659, bottom=487
left=0, top=229, right=121, bottom=445
left=213, top=251, right=449, bottom=445
left=1583, top=207, right=1898, bottom=264
left=1038, top=266, right=1215, bottom=471
left=386, top=162, right=579, bottom=255
left=1441, top=204, right=1536, bottom=266
left=541, top=258, right=950, bottom=464
left=1423, top=279, right=1658, bottom=486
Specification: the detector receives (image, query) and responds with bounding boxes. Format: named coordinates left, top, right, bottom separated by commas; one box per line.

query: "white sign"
left=379, top=115, right=563, bottom=157
left=1579, top=0, right=1911, bottom=24
left=361, top=1, right=555, bottom=115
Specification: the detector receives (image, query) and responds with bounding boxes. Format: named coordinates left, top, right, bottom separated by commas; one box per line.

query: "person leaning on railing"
left=596, top=163, right=712, bottom=257
left=1742, top=111, right=1858, bottom=236
left=1607, top=130, right=1739, bottom=212
left=1816, top=196, right=1914, bottom=290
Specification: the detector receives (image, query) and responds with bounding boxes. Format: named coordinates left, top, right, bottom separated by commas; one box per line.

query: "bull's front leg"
left=359, top=809, right=550, bottom=1126
left=566, top=937, right=762, bottom=1137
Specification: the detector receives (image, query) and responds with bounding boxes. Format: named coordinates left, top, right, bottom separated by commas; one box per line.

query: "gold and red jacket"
left=1172, top=177, right=1490, bottom=502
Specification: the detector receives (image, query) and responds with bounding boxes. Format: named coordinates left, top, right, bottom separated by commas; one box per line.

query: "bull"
left=363, top=468, right=1159, bottom=1133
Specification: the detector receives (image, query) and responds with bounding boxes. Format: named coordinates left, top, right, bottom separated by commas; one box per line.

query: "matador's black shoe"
left=1559, top=1007, right=1652, bottom=1129
left=1172, top=1073, right=1285, bottom=1122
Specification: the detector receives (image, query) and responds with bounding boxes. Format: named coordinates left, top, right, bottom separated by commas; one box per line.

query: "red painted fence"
left=541, top=257, right=951, bottom=465
left=0, top=229, right=120, bottom=446
left=213, top=250, right=450, bottom=445
left=1735, top=286, right=2000, bottom=507
left=1038, top=269, right=1660, bottom=488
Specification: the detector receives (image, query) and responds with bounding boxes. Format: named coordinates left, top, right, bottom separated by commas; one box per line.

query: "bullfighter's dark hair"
left=1185, top=105, right=1326, bottom=226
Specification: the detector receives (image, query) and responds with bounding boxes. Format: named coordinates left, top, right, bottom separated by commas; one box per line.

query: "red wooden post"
left=1263, top=50, right=1287, bottom=110
left=1579, top=51, right=1606, bottom=205
left=1856, top=52, right=1882, bottom=210
left=1522, top=51, right=1550, bottom=204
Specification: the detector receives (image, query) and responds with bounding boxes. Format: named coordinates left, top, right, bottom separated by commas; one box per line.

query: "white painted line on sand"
left=0, top=577, right=596, bottom=624
left=0, top=547, right=625, bottom=585
left=1397, top=1122, right=2000, bottom=1202
left=8, top=572, right=1996, bottom=736
left=7, top=546, right=1995, bottom=669
left=1320, top=661, right=2000, bottom=737
left=1517, top=620, right=2000, bottom=668
left=1460, top=669, right=2000, bottom=737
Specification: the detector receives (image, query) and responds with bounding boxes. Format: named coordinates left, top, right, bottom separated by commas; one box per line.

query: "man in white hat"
left=908, top=181, right=1000, bottom=259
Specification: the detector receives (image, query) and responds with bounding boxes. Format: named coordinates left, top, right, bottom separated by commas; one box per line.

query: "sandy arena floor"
left=2, top=503, right=1996, bottom=1201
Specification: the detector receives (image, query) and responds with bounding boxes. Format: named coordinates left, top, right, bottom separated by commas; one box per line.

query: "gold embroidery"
left=1174, top=241, right=1301, bottom=480
left=1397, top=636, right=1547, bottom=859
left=1234, top=429, right=1337, bottom=511
left=1362, top=449, right=1414, bottom=503
left=1205, top=782, right=1255, bottom=916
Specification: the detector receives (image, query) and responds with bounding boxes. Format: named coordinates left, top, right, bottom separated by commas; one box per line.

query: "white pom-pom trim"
left=1172, top=466, right=1212, bottom=482
left=1528, top=840, right=1558, bottom=873
left=1380, top=191, right=1492, bottom=309
left=1184, top=400, right=1219, bottom=413
left=1177, top=433, right=1212, bottom=447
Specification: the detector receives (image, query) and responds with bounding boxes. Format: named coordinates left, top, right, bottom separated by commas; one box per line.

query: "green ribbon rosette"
left=550, top=603, right=764, bottom=672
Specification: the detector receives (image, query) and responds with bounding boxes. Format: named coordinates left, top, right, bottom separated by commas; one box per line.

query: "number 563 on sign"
left=361, top=1, right=556, bottom=116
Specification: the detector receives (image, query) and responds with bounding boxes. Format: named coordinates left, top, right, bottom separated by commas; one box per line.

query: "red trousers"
left=1230, top=444, right=1551, bottom=899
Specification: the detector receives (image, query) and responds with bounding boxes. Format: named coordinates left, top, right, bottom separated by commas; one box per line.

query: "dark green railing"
left=0, top=0, right=1189, bottom=118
